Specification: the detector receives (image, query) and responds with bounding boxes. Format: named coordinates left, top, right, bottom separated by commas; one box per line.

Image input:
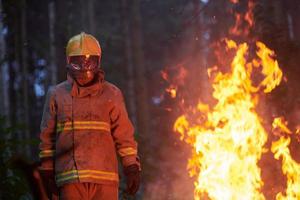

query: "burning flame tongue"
left=271, top=137, right=300, bottom=200
left=271, top=117, right=300, bottom=199
left=174, top=40, right=285, bottom=200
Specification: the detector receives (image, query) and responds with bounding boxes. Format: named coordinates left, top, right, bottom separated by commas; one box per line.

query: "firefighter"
left=38, top=32, right=141, bottom=200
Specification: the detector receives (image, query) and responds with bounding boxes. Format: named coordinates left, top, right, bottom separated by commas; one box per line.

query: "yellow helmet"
left=66, top=32, right=101, bottom=57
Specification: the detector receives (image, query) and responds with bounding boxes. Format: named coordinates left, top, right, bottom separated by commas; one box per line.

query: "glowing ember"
left=296, top=126, right=300, bottom=135
left=161, top=66, right=187, bottom=98
left=230, top=0, right=239, bottom=4
left=173, top=39, right=294, bottom=200
left=166, top=87, right=177, bottom=98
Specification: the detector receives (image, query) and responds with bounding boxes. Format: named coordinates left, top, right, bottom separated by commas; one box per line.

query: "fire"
left=172, top=39, right=300, bottom=200
left=271, top=117, right=300, bottom=199
left=168, top=0, right=300, bottom=199
left=161, top=66, right=187, bottom=98
left=229, top=0, right=255, bottom=36
left=271, top=137, right=300, bottom=200
left=272, top=117, right=292, bottom=135
left=166, top=87, right=177, bottom=98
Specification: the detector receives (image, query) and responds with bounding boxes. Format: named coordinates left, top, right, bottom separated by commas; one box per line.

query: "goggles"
left=68, top=55, right=99, bottom=71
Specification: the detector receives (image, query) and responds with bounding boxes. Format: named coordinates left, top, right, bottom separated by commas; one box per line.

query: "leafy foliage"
left=0, top=116, right=38, bottom=200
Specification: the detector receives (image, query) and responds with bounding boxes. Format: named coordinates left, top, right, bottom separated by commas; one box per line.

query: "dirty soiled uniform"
left=39, top=75, right=139, bottom=199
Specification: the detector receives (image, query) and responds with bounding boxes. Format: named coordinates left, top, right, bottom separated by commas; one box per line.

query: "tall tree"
left=20, top=0, right=31, bottom=156
left=48, top=0, right=57, bottom=85
left=285, top=0, right=300, bottom=40
left=272, top=0, right=289, bottom=43
left=290, top=0, right=300, bottom=39
left=130, top=1, right=151, bottom=196
left=5, top=2, right=17, bottom=129
left=0, top=0, right=8, bottom=119
left=87, top=0, right=95, bottom=35
left=192, top=0, right=210, bottom=102
left=130, top=0, right=150, bottom=156
left=80, top=0, right=88, bottom=31
left=55, top=0, right=69, bottom=83
left=121, top=0, right=137, bottom=126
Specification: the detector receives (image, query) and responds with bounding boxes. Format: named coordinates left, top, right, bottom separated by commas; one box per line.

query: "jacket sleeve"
left=39, top=86, right=57, bottom=170
left=110, top=89, right=140, bottom=168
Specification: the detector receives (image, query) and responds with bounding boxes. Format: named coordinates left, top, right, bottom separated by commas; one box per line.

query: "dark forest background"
left=1, top=0, right=300, bottom=199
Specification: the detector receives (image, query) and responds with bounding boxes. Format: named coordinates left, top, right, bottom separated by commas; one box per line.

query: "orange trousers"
left=59, top=183, right=118, bottom=200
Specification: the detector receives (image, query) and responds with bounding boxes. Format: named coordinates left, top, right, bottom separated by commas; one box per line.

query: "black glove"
left=40, top=169, right=58, bottom=199
left=124, top=164, right=141, bottom=195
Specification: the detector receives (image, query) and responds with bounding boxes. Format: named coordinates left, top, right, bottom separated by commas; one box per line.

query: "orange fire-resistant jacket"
left=39, top=74, right=139, bottom=187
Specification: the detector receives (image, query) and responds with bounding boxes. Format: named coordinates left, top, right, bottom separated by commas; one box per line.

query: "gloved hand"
left=40, top=169, right=58, bottom=199
left=124, top=164, right=141, bottom=195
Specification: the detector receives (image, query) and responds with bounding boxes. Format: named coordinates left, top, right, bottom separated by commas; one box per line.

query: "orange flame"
left=169, top=1, right=300, bottom=199
left=296, top=126, right=300, bottom=135
left=229, top=0, right=255, bottom=36
left=272, top=117, right=292, bottom=135
left=161, top=66, right=187, bottom=98
left=166, top=87, right=177, bottom=98
left=174, top=40, right=274, bottom=200
left=271, top=137, right=300, bottom=199
left=245, top=1, right=255, bottom=27
left=172, top=39, right=300, bottom=199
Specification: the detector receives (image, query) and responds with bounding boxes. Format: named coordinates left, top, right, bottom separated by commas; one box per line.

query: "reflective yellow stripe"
left=56, top=169, right=78, bottom=178
left=56, top=169, right=119, bottom=183
left=60, top=126, right=110, bottom=132
left=57, top=126, right=110, bottom=132
left=118, top=147, right=137, bottom=157
left=57, top=121, right=110, bottom=126
left=67, top=121, right=109, bottom=125
left=56, top=169, right=116, bottom=178
left=57, top=174, right=79, bottom=182
left=39, top=150, right=55, bottom=158
left=56, top=121, right=110, bottom=132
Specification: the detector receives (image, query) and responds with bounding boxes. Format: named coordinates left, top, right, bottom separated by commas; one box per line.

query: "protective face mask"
left=67, top=55, right=100, bottom=86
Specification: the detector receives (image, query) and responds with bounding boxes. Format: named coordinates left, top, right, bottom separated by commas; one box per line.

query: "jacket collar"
left=67, top=71, right=104, bottom=98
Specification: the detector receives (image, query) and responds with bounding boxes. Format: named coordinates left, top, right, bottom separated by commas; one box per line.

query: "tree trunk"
left=87, top=0, right=95, bottom=34
left=121, top=0, right=137, bottom=126
left=287, top=0, right=300, bottom=40
left=192, top=0, right=202, bottom=53
left=272, top=0, right=289, bottom=43
left=0, top=0, right=3, bottom=113
left=48, top=0, right=57, bottom=86
left=9, top=1, right=24, bottom=153
left=20, top=0, right=31, bottom=156
left=286, top=12, right=294, bottom=40
left=129, top=2, right=151, bottom=196
left=0, top=0, right=8, bottom=119
left=10, top=16, right=18, bottom=131
left=130, top=0, right=150, bottom=138
left=80, top=0, right=88, bottom=31
left=292, top=0, right=300, bottom=39
left=55, top=0, right=69, bottom=82
left=192, top=0, right=210, bottom=102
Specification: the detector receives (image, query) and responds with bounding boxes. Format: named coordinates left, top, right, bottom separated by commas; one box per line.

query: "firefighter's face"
left=68, top=55, right=100, bottom=86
